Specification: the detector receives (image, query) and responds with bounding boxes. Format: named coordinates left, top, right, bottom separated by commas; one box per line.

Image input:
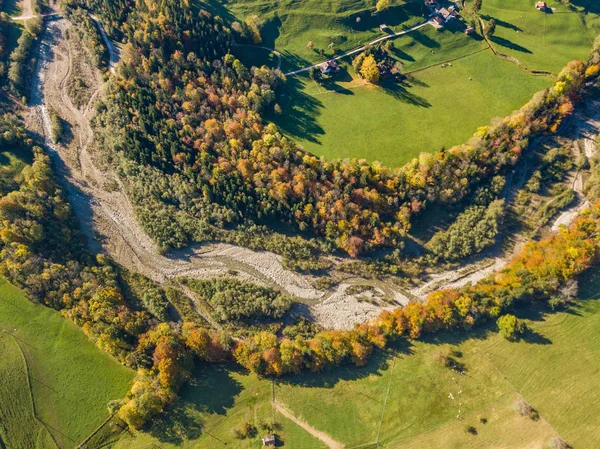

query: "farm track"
left=273, top=401, right=345, bottom=449
left=284, top=21, right=429, bottom=76
left=27, top=13, right=600, bottom=330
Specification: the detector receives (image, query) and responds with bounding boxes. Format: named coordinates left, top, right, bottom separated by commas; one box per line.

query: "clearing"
left=274, top=49, right=551, bottom=167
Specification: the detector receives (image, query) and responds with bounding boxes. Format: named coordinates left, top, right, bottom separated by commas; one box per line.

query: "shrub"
left=427, top=200, right=504, bottom=262
left=515, top=399, right=539, bottom=421
left=184, top=278, right=294, bottom=322
left=497, top=314, right=525, bottom=341
left=233, top=421, right=257, bottom=439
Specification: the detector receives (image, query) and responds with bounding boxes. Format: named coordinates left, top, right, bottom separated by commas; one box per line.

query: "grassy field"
left=0, top=333, right=57, bottom=448
left=480, top=0, right=600, bottom=73
left=0, top=278, right=135, bottom=448
left=274, top=50, right=551, bottom=167
left=110, top=264, right=600, bottom=449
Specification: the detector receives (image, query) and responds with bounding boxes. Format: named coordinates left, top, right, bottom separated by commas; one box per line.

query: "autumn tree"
left=376, top=0, right=391, bottom=12
left=360, top=55, right=380, bottom=83
left=497, top=314, right=525, bottom=341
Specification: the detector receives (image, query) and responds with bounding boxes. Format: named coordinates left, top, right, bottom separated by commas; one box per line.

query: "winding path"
left=284, top=21, right=429, bottom=76
left=90, top=14, right=120, bottom=73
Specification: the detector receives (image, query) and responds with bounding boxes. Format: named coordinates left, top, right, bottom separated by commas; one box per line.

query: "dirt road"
left=284, top=21, right=429, bottom=76
left=274, top=401, right=345, bottom=449
left=90, top=15, right=120, bottom=73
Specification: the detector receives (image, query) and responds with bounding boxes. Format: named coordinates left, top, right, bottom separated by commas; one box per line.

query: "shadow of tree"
left=520, top=327, right=552, bottom=345
left=380, top=77, right=431, bottom=107
left=261, top=15, right=282, bottom=50
left=277, top=342, right=414, bottom=390
left=147, top=364, right=244, bottom=443
left=200, top=0, right=236, bottom=23
left=570, top=0, right=600, bottom=13
left=490, top=36, right=532, bottom=54
left=270, top=75, right=325, bottom=144
left=410, top=29, right=441, bottom=48
left=480, top=15, right=523, bottom=32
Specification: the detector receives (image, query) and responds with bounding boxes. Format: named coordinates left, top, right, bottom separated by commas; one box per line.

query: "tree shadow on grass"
left=199, top=0, right=236, bottom=23
left=570, top=0, right=600, bottom=14
left=270, top=75, right=325, bottom=144
left=280, top=50, right=311, bottom=75
left=480, top=15, right=523, bottom=32
left=277, top=341, right=414, bottom=390
left=261, top=15, right=282, bottom=50
left=148, top=363, right=243, bottom=444
left=520, top=327, right=552, bottom=345
left=490, top=36, right=532, bottom=54
left=410, top=29, right=441, bottom=49
left=380, top=77, right=431, bottom=107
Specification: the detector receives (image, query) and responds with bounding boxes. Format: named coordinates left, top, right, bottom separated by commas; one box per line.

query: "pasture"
left=224, top=0, right=427, bottom=72
left=274, top=50, right=551, bottom=167
left=0, top=279, right=134, bottom=448
left=109, top=265, right=600, bottom=448
left=479, top=0, right=600, bottom=73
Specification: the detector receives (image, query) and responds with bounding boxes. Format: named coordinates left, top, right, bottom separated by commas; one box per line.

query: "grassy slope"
left=480, top=0, right=600, bottom=73
left=114, top=364, right=327, bottom=449
left=275, top=50, right=550, bottom=168
left=0, top=279, right=134, bottom=448
left=0, top=333, right=57, bottom=449
left=226, top=0, right=600, bottom=167
left=114, top=265, right=600, bottom=448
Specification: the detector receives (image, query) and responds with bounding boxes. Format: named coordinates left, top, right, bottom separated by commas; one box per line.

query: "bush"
left=50, top=110, right=64, bottom=144
left=497, top=314, right=525, bottom=341
left=515, top=399, right=539, bottom=421
left=184, top=278, right=294, bottom=322
left=464, top=425, right=477, bottom=435
left=427, top=200, right=504, bottom=262
left=233, top=421, right=257, bottom=439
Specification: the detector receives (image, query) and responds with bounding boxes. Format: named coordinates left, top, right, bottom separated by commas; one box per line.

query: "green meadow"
left=274, top=50, right=551, bottom=168
left=480, top=0, right=600, bottom=73
left=0, top=275, right=134, bottom=447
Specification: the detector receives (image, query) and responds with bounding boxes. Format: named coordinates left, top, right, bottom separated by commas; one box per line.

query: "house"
left=438, top=7, right=458, bottom=22
left=465, top=26, right=475, bottom=35
left=535, top=1, right=548, bottom=10
left=380, top=24, right=389, bottom=31
left=262, top=434, right=276, bottom=446
left=319, top=60, right=341, bottom=75
left=433, top=15, right=445, bottom=26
